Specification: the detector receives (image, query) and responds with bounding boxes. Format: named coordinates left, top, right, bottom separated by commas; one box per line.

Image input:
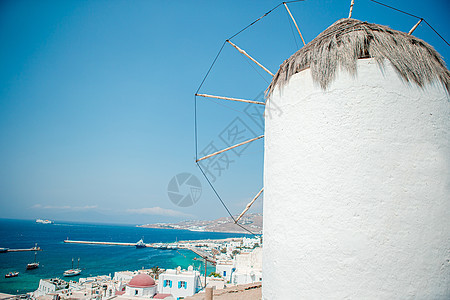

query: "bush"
left=209, top=272, right=221, bottom=278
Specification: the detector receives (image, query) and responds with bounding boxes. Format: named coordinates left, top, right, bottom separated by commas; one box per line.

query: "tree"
left=150, top=266, right=162, bottom=280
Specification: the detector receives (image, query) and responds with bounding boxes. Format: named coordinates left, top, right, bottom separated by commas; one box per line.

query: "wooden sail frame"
left=235, top=187, right=264, bottom=223
left=283, top=2, right=306, bottom=46
left=195, top=93, right=265, bottom=105
left=196, top=135, right=264, bottom=163
left=226, top=40, right=274, bottom=76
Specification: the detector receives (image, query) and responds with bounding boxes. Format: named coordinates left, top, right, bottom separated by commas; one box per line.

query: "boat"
left=0, top=248, right=9, bottom=253
left=26, top=249, right=39, bottom=270
left=5, top=272, right=19, bottom=278
left=135, top=239, right=146, bottom=248
left=63, top=258, right=81, bottom=277
left=63, top=269, right=81, bottom=277
left=36, top=219, right=53, bottom=224
left=167, top=244, right=178, bottom=250
left=26, top=262, right=39, bottom=270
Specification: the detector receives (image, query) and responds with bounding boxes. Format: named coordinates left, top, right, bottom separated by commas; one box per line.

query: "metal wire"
left=194, top=1, right=306, bottom=237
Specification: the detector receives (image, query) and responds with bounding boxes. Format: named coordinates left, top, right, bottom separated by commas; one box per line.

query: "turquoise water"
left=0, top=219, right=249, bottom=294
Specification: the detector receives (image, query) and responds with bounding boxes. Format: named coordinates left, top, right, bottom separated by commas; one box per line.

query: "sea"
left=0, top=219, right=250, bottom=295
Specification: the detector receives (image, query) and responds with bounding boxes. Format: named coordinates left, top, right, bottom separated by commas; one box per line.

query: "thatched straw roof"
left=267, top=18, right=450, bottom=96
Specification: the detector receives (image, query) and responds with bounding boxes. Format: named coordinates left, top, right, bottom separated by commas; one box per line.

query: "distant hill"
left=138, top=213, right=262, bottom=234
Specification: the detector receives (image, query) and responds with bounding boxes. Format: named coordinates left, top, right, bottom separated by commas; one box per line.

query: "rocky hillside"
left=138, top=213, right=262, bottom=234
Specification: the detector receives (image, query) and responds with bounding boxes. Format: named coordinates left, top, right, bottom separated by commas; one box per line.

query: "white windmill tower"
left=195, top=1, right=449, bottom=299
left=263, top=13, right=449, bottom=300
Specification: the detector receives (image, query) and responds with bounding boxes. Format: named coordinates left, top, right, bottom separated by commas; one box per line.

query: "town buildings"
left=214, top=248, right=262, bottom=286
left=31, top=267, right=203, bottom=300
left=30, top=236, right=262, bottom=300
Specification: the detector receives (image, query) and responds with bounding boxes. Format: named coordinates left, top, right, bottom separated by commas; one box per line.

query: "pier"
left=187, top=246, right=216, bottom=264
left=0, top=247, right=42, bottom=253
left=63, top=239, right=188, bottom=249
left=64, top=240, right=138, bottom=247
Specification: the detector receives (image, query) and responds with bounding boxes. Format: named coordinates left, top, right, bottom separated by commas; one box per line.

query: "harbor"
left=1, top=220, right=250, bottom=295
left=62, top=238, right=242, bottom=265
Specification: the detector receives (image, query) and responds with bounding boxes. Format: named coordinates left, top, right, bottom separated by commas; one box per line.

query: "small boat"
left=36, top=219, right=53, bottom=224
left=26, top=262, right=39, bottom=270
left=135, top=239, right=146, bottom=248
left=0, top=248, right=9, bottom=253
left=63, top=258, right=81, bottom=277
left=26, top=248, right=39, bottom=270
left=5, top=272, right=19, bottom=278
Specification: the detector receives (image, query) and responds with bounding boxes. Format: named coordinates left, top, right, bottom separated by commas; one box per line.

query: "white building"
left=241, top=237, right=260, bottom=249
left=34, top=278, right=69, bottom=297
left=124, top=273, right=157, bottom=298
left=113, top=271, right=137, bottom=282
left=215, top=260, right=234, bottom=282
left=264, top=18, right=450, bottom=299
left=230, top=248, right=262, bottom=285
left=158, top=266, right=202, bottom=299
left=113, top=270, right=138, bottom=293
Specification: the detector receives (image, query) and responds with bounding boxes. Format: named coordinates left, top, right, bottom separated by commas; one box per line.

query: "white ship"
left=63, top=258, right=81, bottom=277
left=36, top=219, right=54, bottom=224
left=135, top=239, right=146, bottom=248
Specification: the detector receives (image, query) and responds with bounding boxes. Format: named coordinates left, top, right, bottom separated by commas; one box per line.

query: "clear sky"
left=0, top=0, right=448, bottom=225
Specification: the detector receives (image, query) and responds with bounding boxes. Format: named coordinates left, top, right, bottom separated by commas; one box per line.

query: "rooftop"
left=267, top=18, right=450, bottom=95
left=185, top=282, right=261, bottom=300
left=127, top=273, right=156, bottom=288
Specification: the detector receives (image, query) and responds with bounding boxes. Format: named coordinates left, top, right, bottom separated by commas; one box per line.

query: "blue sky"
left=0, top=0, right=448, bottom=225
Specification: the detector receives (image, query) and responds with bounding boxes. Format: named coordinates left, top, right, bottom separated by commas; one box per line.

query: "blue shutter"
left=178, top=281, right=181, bottom=289
left=185, top=281, right=187, bottom=289
left=163, top=280, right=167, bottom=287
left=169, top=280, right=172, bottom=288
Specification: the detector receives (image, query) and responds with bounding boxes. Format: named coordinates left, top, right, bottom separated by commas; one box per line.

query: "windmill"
left=195, top=1, right=449, bottom=298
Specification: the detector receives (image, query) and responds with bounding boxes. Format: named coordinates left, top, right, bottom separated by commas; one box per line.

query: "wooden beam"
left=348, top=0, right=355, bottom=18
left=226, top=40, right=274, bottom=76
left=235, top=188, right=264, bottom=223
left=408, top=18, right=423, bottom=35
left=195, top=93, right=265, bottom=105
left=196, top=135, right=264, bottom=163
left=283, top=2, right=306, bottom=46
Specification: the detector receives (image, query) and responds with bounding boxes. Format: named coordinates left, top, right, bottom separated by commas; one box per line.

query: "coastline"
left=136, top=213, right=263, bottom=235
left=0, top=219, right=247, bottom=295
left=136, top=224, right=257, bottom=235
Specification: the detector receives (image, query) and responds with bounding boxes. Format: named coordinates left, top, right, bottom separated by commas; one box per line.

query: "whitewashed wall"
left=263, top=58, right=450, bottom=299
